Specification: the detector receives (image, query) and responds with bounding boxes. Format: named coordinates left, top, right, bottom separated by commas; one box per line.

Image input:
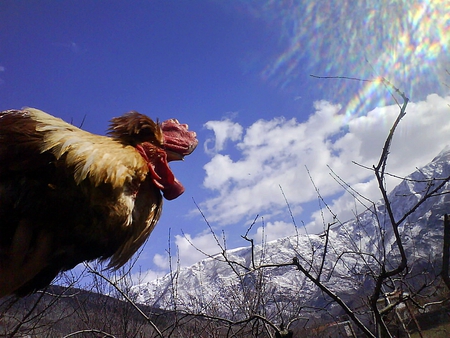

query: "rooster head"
left=161, top=119, right=198, bottom=161
left=108, top=112, right=198, bottom=200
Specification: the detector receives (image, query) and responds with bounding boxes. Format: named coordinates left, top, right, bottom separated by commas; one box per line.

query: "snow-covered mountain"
left=133, top=147, right=450, bottom=317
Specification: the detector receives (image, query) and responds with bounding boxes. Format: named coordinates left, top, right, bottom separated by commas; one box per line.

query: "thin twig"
left=86, top=266, right=163, bottom=338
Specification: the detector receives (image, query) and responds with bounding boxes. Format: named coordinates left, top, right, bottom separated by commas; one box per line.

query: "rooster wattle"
left=0, top=108, right=197, bottom=297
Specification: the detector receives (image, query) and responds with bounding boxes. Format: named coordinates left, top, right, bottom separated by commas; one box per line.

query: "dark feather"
left=0, top=108, right=197, bottom=297
left=108, top=111, right=163, bottom=147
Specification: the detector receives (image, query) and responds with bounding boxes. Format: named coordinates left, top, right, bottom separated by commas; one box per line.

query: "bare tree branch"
left=442, top=214, right=450, bottom=289
left=86, top=265, right=163, bottom=338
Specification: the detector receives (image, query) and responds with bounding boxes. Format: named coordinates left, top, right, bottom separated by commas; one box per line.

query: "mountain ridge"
left=133, top=147, right=450, bottom=318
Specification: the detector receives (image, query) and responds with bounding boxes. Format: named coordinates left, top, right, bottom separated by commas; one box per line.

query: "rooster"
left=0, top=108, right=197, bottom=297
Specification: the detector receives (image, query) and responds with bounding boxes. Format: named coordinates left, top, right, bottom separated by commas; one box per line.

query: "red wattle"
left=136, top=144, right=185, bottom=200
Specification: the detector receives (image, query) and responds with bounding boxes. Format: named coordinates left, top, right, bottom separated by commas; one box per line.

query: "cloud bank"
left=143, top=93, right=450, bottom=275
left=199, top=94, right=450, bottom=238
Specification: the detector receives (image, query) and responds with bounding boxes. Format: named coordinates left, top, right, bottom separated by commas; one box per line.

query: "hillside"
left=1, top=148, right=449, bottom=337
left=0, top=285, right=171, bottom=337
left=133, top=147, right=450, bottom=331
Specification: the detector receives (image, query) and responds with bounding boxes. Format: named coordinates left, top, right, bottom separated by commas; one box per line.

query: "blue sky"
left=1, top=1, right=450, bottom=282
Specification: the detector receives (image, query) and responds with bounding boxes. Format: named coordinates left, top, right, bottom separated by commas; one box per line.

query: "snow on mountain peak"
left=133, top=147, right=450, bottom=317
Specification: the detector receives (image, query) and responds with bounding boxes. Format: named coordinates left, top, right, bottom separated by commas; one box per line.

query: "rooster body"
left=0, top=108, right=197, bottom=296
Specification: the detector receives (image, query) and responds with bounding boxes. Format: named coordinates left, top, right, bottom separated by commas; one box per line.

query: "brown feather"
left=108, top=111, right=164, bottom=147
left=0, top=107, right=198, bottom=296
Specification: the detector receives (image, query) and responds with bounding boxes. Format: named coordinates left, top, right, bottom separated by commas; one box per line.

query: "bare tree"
left=2, top=79, right=450, bottom=338
left=136, top=78, right=450, bottom=337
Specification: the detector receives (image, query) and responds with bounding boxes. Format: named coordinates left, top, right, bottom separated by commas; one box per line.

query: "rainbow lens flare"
left=230, top=0, right=450, bottom=119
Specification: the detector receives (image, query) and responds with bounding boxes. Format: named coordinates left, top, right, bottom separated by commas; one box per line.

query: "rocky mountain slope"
left=133, top=147, right=450, bottom=318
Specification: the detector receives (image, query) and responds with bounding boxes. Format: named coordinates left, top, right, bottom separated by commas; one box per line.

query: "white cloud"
left=200, top=94, right=450, bottom=234
left=174, top=232, right=223, bottom=266
left=255, top=220, right=298, bottom=243
left=204, top=118, right=243, bottom=154
left=305, top=178, right=381, bottom=234
left=134, top=242, right=212, bottom=282
left=153, top=253, right=170, bottom=269
left=132, top=231, right=227, bottom=273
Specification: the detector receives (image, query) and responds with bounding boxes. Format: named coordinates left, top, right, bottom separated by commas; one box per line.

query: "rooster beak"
left=161, top=119, right=198, bottom=162
left=166, top=150, right=184, bottom=161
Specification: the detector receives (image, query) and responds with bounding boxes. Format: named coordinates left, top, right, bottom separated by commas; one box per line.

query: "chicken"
left=0, top=108, right=198, bottom=297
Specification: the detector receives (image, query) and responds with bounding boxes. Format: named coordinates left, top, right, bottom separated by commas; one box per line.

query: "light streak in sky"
left=232, top=0, right=450, bottom=119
